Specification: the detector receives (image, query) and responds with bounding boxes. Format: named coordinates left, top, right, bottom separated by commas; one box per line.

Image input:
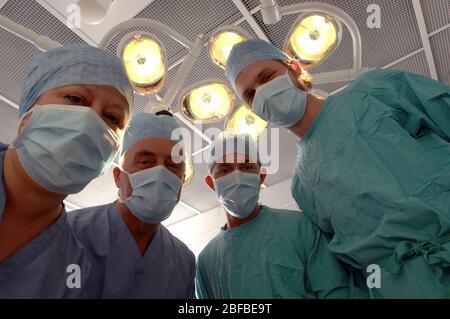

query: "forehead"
left=214, top=153, right=258, bottom=165
left=235, top=60, right=285, bottom=92
left=126, top=137, right=180, bottom=158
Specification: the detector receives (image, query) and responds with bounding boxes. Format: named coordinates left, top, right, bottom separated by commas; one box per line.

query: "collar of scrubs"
left=0, top=208, right=67, bottom=284
left=220, top=205, right=267, bottom=237
left=110, top=203, right=163, bottom=266
left=0, top=143, right=9, bottom=222
left=297, top=96, right=334, bottom=144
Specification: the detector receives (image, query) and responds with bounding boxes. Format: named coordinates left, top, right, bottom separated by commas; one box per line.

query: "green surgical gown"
left=195, top=206, right=367, bottom=299
left=291, top=69, right=450, bottom=298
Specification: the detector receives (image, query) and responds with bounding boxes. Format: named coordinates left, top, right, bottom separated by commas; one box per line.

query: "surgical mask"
left=214, top=170, right=260, bottom=219
left=123, top=166, right=182, bottom=224
left=252, top=73, right=307, bottom=128
left=12, top=104, right=121, bottom=194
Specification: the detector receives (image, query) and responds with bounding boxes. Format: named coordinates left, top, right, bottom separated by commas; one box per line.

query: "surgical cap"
left=225, top=38, right=291, bottom=93
left=19, top=43, right=134, bottom=117
left=207, top=132, right=260, bottom=173
left=121, top=112, right=183, bottom=156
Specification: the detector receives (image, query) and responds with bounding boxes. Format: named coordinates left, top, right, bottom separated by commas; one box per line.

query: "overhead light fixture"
left=180, top=80, right=235, bottom=122
left=208, top=26, right=250, bottom=70
left=284, top=13, right=341, bottom=68
left=119, top=32, right=167, bottom=95
left=77, top=0, right=114, bottom=25
left=225, top=104, right=268, bottom=140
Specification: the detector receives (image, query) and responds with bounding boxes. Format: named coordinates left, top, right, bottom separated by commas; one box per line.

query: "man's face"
left=115, top=137, right=185, bottom=201
left=235, top=59, right=306, bottom=108
left=20, top=84, right=130, bottom=137
left=205, top=153, right=266, bottom=192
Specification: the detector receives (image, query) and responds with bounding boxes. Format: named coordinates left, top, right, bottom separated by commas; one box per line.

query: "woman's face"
left=19, top=84, right=131, bottom=136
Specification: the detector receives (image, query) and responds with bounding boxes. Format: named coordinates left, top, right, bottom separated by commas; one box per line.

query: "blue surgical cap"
left=207, top=132, right=260, bottom=173
left=19, top=43, right=134, bottom=117
left=225, top=38, right=291, bottom=93
left=121, top=112, right=183, bottom=156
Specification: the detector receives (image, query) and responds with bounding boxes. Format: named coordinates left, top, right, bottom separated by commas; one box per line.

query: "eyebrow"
left=134, top=150, right=156, bottom=158
left=79, top=84, right=130, bottom=115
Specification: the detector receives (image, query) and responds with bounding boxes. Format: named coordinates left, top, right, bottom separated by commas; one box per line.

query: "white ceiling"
left=0, top=0, right=449, bottom=254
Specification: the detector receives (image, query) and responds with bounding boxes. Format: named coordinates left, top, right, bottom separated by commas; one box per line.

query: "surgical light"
left=208, top=28, right=249, bottom=70
left=225, top=104, right=268, bottom=140
left=119, top=33, right=167, bottom=95
left=284, top=13, right=341, bottom=67
left=180, top=80, right=235, bottom=122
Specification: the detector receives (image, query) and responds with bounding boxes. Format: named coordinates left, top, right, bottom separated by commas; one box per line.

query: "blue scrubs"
left=68, top=202, right=196, bottom=298
left=0, top=143, right=91, bottom=298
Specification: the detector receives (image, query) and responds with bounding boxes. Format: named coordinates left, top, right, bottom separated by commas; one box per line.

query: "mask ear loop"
left=16, top=105, right=41, bottom=135
left=9, top=105, right=42, bottom=150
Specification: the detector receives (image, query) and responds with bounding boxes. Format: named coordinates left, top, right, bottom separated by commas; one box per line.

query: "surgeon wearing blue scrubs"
left=225, top=38, right=450, bottom=298
left=0, top=44, right=133, bottom=298
left=68, top=112, right=196, bottom=299
left=196, top=133, right=365, bottom=299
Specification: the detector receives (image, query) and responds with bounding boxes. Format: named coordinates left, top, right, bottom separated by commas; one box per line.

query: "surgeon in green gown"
left=195, top=133, right=367, bottom=299
left=225, top=38, right=450, bottom=298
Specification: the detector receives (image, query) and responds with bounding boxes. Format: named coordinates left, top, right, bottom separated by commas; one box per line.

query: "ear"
left=205, top=175, right=216, bottom=191
left=113, top=167, right=122, bottom=188
left=17, top=110, right=34, bottom=133
left=289, top=59, right=302, bottom=76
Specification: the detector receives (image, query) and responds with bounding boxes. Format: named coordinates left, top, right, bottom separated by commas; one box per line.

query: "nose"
left=89, top=102, right=104, bottom=118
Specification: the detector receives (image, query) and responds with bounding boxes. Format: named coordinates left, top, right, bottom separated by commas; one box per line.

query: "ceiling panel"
left=262, top=128, right=298, bottom=186
left=420, top=0, right=450, bottom=33
left=179, top=159, right=219, bottom=212
left=429, top=28, right=450, bottom=85
left=134, top=0, right=242, bottom=42
left=66, top=166, right=118, bottom=208
left=0, top=28, right=40, bottom=103
left=386, top=50, right=430, bottom=78
left=162, top=203, right=199, bottom=227
left=0, top=100, right=19, bottom=145
left=0, top=0, right=84, bottom=44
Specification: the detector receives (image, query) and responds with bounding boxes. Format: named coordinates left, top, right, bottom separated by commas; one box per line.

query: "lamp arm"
left=98, top=18, right=193, bottom=49
left=0, top=15, right=62, bottom=51
left=160, top=34, right=207, bottom=108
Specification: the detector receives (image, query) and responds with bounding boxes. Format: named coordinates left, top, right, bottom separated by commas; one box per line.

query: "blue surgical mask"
left=12, top=104, right=121, bottom=194
left=123, top=166, right=182, bottom=224
left=252, top=73, right=307, bottom=128
left=213, top=170, right=260, bottom=219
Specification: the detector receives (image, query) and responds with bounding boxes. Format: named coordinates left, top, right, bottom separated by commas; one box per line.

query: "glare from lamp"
left=181, top=82, right=235, bottom=122
left=225, top=104, right=268, bottom=140
left=183, top=154, right=194, bottom=186
left=120, top=33, right=167, bottom=95
left=209, top=30, right=247, bottom=70
left=286, top=14, right=339, bottom=66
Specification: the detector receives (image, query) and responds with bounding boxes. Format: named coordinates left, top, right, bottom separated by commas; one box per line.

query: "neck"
left=115, top=201, right=159, bottom=256
left=289, top=93, right=325, bottom=138
left=0, top=148, right=65, bottom=262
left=226, top=204, right=262, bottom=229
